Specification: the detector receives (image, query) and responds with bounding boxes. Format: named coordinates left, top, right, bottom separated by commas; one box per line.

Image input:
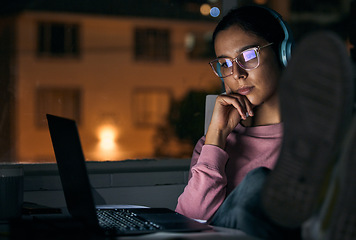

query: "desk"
left=117, top=226, right=258, bottom=239
left=1, top=205, right=259, bottom=240
left=2, top=220, right=258, bottom=240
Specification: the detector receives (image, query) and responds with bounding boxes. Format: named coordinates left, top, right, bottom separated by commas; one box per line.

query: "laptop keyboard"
left=97, top=208, right=163, bottom=233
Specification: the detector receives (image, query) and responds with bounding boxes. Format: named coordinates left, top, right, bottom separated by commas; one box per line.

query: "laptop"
left=46, top=114, right=211, bottom=236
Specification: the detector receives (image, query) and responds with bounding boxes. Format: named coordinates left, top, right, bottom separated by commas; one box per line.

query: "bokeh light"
left=210, top=7, right=220, bottom=17
left=200, top=4, right=211, bottom=16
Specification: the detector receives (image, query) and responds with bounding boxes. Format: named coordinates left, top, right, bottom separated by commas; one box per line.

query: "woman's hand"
left=205, top=93, right=254, bottom=149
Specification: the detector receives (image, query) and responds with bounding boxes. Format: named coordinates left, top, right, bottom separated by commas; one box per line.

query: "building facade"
left=0, top=6, right=220, bottom=162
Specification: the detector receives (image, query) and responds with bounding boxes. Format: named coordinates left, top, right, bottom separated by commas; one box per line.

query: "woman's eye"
left=221, top=60, right=233, bottom=68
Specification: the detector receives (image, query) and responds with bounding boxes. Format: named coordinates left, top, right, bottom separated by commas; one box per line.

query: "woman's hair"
left=213, top=5, right=288, bottom=67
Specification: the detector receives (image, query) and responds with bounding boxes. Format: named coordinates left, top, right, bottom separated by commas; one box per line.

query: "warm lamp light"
left=98, top=125, right=117, bottom=150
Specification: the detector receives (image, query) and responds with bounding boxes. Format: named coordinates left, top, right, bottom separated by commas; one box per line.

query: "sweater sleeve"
left=175, top=138, right=229, bottom=220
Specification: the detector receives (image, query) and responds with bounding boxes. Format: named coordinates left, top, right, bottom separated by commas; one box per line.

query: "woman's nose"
left=232, top=61, right=247, bottom=80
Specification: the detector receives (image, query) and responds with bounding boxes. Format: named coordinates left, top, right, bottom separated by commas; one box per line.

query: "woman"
left=176, top=4, right=355, bottom=240
left=175, top=5, right=291, bottom=221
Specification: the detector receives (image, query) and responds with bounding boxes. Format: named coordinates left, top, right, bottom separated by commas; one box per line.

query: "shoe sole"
left=261, top=31, right=354, bottom=228
left=325, top=116, right=356, bottom=240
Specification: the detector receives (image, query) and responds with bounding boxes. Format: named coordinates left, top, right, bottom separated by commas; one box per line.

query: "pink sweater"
left=175, top=123, right=283, bottom=220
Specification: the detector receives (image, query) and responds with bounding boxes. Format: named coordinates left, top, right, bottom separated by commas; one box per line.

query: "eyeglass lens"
left=213, top=48, right=259, bottom=77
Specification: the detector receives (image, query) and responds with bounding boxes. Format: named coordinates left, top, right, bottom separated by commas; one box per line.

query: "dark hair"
left=213, top=5, right=287, bottom=67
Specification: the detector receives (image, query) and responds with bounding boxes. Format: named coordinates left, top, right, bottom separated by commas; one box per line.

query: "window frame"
left=35, top=87, right=82, bottom=128
left=37, top=21, right=80, bottom=58
left=131, top=88, right=172, bottom=128
left=134, top=27, right=171, bottom=62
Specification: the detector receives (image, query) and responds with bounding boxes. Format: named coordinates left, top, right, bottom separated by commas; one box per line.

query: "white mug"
left=0, top=165, right=24, bottom=221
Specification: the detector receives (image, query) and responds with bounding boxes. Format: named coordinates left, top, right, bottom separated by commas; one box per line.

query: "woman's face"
left=214, top=25, right=281, bottom=108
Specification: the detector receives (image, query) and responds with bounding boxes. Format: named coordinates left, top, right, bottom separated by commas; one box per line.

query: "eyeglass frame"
left=209, top=42, right=274, bottom=78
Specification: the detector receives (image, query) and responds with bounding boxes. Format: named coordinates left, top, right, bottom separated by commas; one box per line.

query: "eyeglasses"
left=209, top=43, right=273, bottom=78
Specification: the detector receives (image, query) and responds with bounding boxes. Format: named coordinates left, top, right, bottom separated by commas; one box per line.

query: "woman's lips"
left=237, top=86, right=254, bottom=95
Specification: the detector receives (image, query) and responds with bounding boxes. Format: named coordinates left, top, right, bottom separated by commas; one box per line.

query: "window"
left=134, top=28, right=170, bottom=61
left=132, top=88, right=172, bottom=127
left=185, top=32, right=215, bottom=59
left=37, top=22, right=80, bottom=57
left=36, top=87, right=81, bottom=127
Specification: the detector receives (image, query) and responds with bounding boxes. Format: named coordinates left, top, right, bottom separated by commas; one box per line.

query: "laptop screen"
left=47, top=114, right=99, bottom=227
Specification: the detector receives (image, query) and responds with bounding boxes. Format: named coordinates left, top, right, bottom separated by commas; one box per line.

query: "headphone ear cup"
left=279, top=29, right=294, bottom=67
left=262, top=7, right=294, bottom=67
left=285, top=38, right=293, bottom=66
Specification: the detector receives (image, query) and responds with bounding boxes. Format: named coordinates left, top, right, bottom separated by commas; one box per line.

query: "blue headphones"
left=265, top=7, right=294, bottom=68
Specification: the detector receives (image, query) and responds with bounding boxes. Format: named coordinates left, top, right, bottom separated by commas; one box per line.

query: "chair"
left=204, top=95, right=218, bottom=135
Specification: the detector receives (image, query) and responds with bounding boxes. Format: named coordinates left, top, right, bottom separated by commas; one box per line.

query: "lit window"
left=132, top=88, right=172, bottom=127
left=185, top=31, right=214, bottom=59
left=36, top=87, right=81, bottom=127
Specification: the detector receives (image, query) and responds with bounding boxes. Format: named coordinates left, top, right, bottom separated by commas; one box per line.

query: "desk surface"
left=2, top=221, right=258, bottom=240
left=117, top=226, right=258, bottom=240
left=1, top=205, right=259, bottom=240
